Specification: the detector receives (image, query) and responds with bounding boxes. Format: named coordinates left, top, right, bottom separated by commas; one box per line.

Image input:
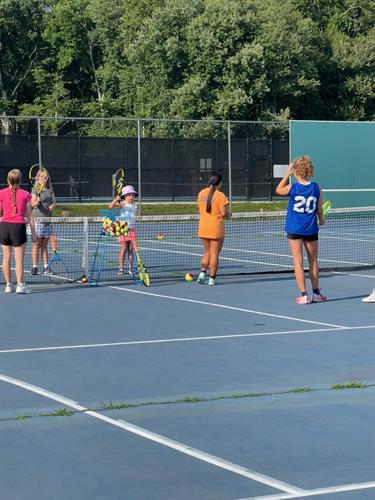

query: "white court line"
left=239, top=480, right=375, bottom=499
left=0, top=327, right=345, bottom=355
left=110, top=286, right=345, bottom=328
left=333, top=271, right=375, bottom=279
left=1, top=325, right=374, bottom=355
left=0, top=372, right=303, bottom=495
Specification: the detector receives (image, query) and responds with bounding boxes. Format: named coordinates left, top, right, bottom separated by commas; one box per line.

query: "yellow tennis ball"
left=157, top=232, right=164, bottom=240
left=185, top=272, right=193, bottom=282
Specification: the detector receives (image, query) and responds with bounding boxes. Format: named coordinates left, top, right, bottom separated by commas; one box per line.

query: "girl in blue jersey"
left=276, top=156, right=327, bottom=304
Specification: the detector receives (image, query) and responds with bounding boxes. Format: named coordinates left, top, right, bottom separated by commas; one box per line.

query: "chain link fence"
left=0, top=116, right=289, bottom=210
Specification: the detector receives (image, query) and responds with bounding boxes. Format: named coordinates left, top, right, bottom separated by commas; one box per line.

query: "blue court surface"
left=0, top=270, right=374, bottom=499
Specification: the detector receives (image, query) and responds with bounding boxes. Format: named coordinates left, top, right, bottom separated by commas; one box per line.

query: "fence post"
left=137, top=119, right=142, bottom=215
left=37, top=117, right=42, bottom=166
left=227, top=120, right=232, bottom=212
left=82, top=218, right=89, bottom=278
left=78, top=135, right=82, bottom=202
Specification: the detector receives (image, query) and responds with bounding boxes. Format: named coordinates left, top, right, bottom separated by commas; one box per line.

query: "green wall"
left=290, top=121, right=375, bottom=208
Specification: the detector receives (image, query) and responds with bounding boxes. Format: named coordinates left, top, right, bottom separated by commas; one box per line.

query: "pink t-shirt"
left=0, top=187, right=31, bottom=223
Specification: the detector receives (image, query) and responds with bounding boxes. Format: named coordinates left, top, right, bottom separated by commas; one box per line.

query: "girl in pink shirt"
left=0, top=169, right=36, bottom=293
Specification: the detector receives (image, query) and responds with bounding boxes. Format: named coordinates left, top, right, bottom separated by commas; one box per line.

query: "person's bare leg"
left=32, top=240, right=41, bottom=268
left=200, top=238, right=210, bottom=271
left=14, top=244, right=25, bottom=284
left=208, top=238, right=224, bottom=277
left=41, top=238, right=49, bottom=268
left=304, top=240, right=319, bottom=290
left=119, top=242, right=126, bottom=269
left=288, top=239, right=306, bottom=293
left=2, top=245, right=12, bottom=284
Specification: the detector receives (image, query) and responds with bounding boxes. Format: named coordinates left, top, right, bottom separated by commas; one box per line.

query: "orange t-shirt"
left=197, top=187, right=229, bottom=239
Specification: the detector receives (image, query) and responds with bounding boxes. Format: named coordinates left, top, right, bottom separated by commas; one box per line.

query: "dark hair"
left=206, top=171, right=222, bottom=213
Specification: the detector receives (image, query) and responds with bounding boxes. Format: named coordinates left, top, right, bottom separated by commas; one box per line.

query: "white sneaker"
left=208, top=277, right=217, bottom=286
left=197, top=271, right=206, bottom=284
left=4, top=284, right=14, bottom=293
left=16, top=283, right=32, bottom=294
left=362, top=289, right=375, bottom=303
left=311, top=291, right=327, bottom=303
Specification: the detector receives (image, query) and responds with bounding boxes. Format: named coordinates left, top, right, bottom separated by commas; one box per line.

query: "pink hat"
left=121, top=185, right=137, bottom=197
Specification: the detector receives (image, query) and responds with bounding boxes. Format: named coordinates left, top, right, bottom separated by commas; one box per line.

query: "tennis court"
left=1, top=207, right=374, bottom=500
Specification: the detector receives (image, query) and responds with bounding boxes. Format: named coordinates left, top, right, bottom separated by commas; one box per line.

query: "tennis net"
left=4, top=206, right=374, bottom=285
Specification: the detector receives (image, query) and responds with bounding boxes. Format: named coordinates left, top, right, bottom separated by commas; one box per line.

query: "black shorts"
left=287, top=232, right=318, bottom=242
left=0, top=222, right=27, bottom=247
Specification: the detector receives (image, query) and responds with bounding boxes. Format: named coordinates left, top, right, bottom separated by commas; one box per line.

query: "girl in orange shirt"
left=196, top=172, right=230, bottom=285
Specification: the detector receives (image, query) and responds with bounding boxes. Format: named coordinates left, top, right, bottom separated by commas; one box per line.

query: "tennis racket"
left=130, top=234, right=150, bottom=287
left=112, top=168, right=125, bottom=197
left=29, top=163, right=43, bottom=188
left=318, top=199, right=332, bottom=226
left=47, top=237, right=69, bottom=284
left=323, top=199, right=332, bottom=217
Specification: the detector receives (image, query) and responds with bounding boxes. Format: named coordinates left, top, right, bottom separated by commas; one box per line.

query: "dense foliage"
left=1, top=0, right=374, bottom=122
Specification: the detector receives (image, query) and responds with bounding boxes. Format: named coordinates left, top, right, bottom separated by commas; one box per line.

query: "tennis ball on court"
left=185, top=272, right=194, bottom=282
left=157, top=232, right=164, bottom=240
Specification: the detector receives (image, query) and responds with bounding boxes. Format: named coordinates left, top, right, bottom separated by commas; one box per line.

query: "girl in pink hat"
left=109, top=185, right=137, bottom=275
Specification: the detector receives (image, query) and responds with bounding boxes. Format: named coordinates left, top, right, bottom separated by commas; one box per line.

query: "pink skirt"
left=117, top=228, right=136, bottom=243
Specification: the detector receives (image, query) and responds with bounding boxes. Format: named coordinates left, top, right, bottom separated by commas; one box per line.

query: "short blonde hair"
left=293, top=156, right=314, bottom=179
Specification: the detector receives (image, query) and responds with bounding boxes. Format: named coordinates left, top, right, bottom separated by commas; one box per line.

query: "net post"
left=227, top=120, right=232, bottom=212
left=137, top=119, right=142, bottom=215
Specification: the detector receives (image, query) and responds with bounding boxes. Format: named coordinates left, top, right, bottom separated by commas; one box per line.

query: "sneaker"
left=312, top=291, right=327, bottom=303
left=295, top=295, right=311, bottom=305
left=4, top=284, right=14, bottom=293
left=362, top=289, right=375, bottom=303
left=197, top=271, right=206, bottom=284
left=117, top=268, right=124, bottom=275
left=31, top=266, right=38, bottom=275
left=42, top=266, right=49, bottom=275
left=16, top=283, right=32, bottom=294
left=208, top=277, right=217, bottom=286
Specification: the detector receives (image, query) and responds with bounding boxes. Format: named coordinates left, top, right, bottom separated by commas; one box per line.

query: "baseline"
left=0, top=325, right=374, bottom=356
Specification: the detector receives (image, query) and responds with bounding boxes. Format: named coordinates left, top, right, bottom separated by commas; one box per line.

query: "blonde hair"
left=293, top=156, right=314, bottom=180
left=36, top=167, right=52, bottom=190
left=7, top=169, right=22, bottom=214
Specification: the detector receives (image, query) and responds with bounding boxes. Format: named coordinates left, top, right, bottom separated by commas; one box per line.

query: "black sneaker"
left=31, top=267, right=38, bottom=275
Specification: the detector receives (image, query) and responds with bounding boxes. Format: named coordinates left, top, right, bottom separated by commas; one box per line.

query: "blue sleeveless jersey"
left=285, top=182, right=320, bottom=235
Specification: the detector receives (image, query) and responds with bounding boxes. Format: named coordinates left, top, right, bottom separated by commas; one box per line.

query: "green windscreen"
left=290, top=121, right=375, bottom=208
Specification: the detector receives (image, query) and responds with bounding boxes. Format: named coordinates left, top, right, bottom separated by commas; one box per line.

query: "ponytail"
left=206, top=171, right=222, bottom=213
left=7, top=169, right=22, bottom=214
left=11, top=186, right=17, bottom=214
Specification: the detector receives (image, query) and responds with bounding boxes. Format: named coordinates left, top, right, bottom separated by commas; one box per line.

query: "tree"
left=254, top=0, right=325, bottom=120
left=0, top=0, right=48, bottom=130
